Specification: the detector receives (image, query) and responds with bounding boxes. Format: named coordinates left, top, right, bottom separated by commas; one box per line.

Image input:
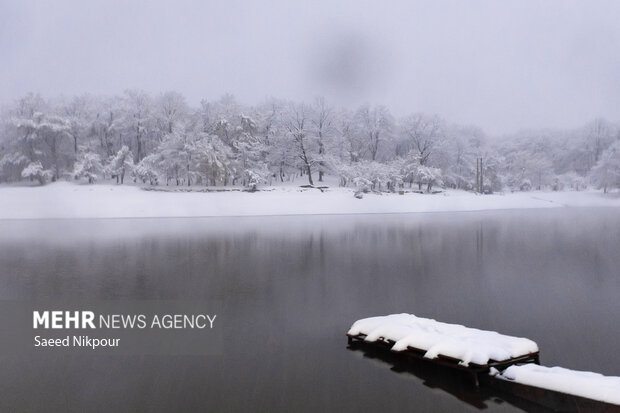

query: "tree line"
left=1, top=91, right=619, bottom=193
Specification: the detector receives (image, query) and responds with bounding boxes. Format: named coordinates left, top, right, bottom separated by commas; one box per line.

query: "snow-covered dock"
left=346, top=313, right=539, bottom=386
left=494, top=364, right=620, bottom=407
left=347, top=313, right=620, bottom=409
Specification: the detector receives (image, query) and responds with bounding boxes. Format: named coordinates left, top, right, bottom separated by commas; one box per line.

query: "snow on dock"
left=347, top=314, right=539, bottom=368
left=348, top=314, right=620, bottom=407
left=496, top=364, right=620, bottom=406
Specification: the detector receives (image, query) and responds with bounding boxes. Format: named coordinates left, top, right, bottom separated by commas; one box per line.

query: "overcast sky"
left=1, top=0, right=620, bottom=135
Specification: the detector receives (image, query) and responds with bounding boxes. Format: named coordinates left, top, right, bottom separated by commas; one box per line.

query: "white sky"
left=1, top=0, right=620, bottom=135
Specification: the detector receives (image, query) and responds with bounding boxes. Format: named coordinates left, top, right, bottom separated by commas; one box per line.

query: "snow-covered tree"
left=0, top=152, right=29, bottom=182
left=134, top=153, right=160, bottom=185
left=243, top=167, right=269, bottom=191
left=284, top=103, right=317, bottom=185
left=1, top=90, right=619, bottom=193
left=157, top=91, right=188, bottom=135
left=90, top=96, right=122, bottom=157
left=583, top=118, right=616, bottom=168
left=191, top=133, right=233, bottom=186
left=337, top=109, right=364, bottom=164
left=10, top=112, right=71, bottom=181
left=122, top=90, right=153, bottom=163
left=107, top=145, right=134, bottom=184
left=229, top=114, right=266, bottom=185
left=60, top=95, right=91, bottom=154
left=412, top=165, right=442, bottom=192
left=590, top=140, right=620, bottom=193
left=21, top=161, right=53, bottom=185
left=310, top=96, right=334, bottom=182
left=353, top=104, right=393, bottom=161
left=155, top=131, right=191, bottom=185
left=73, top=151, right=104, bottom=184
left=399, top=113, right=443, bottom=165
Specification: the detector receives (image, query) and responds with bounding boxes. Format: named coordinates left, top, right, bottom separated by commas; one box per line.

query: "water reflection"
left=0, top=209, right=618, bottom=412
left=346, top=341, right=550, bottom=412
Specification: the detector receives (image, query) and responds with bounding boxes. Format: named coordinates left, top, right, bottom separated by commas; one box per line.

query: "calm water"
left=0, top=209, right=619, bottom=412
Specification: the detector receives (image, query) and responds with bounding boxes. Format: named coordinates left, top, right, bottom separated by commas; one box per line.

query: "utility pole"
left=474, top=158, right=480, bottom=192
left=479, top=157, right=483, bottom=194
left=476, top=157, right=484, bottom=193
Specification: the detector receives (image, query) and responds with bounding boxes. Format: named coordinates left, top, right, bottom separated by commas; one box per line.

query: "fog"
left=2, top=0, right=620, bottom=134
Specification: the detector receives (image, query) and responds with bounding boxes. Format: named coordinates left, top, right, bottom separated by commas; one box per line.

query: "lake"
left=0, top=208, right=619, bottom=412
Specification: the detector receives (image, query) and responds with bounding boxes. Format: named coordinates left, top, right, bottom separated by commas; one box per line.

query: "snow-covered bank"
left=497, top=364, right=620, bottom=405
left=0, top=182, right=619, bottom=220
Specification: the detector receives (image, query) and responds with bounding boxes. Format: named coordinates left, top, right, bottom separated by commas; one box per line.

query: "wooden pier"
left=347, top=338, right=620, bottom=412
left=347, top=314, right=620, bottom=411
left=347, top=332, right=540, bottom=386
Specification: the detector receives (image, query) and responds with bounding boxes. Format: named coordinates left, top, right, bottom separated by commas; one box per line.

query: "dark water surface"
left=0, top=208, right=619, bottom=412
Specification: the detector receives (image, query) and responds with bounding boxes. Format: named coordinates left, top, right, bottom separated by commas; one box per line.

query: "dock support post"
left=473, top=371, right=480, bottom=387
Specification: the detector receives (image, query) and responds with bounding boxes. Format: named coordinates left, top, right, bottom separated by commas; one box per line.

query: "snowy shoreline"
left=0, top=182, right=619, bottom=220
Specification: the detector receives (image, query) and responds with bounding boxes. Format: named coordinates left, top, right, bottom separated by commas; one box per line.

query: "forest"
left=1, top=91, right=619, bottom=193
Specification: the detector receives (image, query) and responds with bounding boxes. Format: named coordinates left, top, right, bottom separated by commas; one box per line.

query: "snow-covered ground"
left=497, top=364, right=620, bottom=405
left=0, top=182, right=619, bottom=219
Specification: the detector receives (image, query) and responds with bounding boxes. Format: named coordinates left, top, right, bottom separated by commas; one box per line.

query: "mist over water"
left=0, top=209, right=618, bottom=411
